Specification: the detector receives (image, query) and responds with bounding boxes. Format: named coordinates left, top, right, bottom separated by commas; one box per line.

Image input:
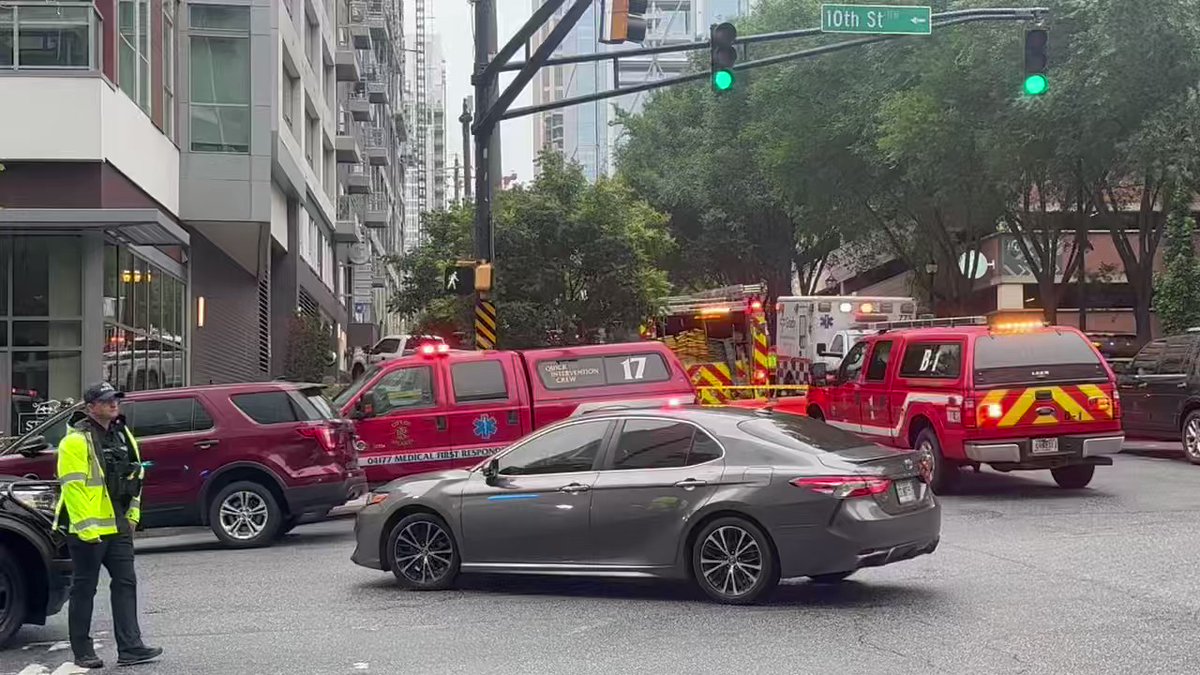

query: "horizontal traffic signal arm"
left=491, top=8, right=1050, bottom=124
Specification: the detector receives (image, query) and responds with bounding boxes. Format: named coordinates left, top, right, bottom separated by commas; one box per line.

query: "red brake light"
left=298, top=425, right=337, bottom=453
left=750, top=300, right=763, bottom=311
left=790, top=476, right=891, bottom=499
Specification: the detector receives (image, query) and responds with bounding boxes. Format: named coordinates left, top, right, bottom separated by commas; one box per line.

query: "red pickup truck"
left=798, top=316, right=1123, bottom=491
left=331, top=342, right=695, bottom=484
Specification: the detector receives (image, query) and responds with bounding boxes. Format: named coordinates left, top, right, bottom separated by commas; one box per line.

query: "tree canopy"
left=390, top=153, right=673, bottom=348
left=617, top=0, right=1200, bottom=339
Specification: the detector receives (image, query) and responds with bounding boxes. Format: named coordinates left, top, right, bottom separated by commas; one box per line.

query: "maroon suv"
left=0, top=383, right=366, bottom=548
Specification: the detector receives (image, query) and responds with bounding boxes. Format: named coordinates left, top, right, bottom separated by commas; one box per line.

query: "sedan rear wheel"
left=692, top=517, right=779, bottom=605
left=387, top=513, right=460, bottom=591
left=1183, top=412, right=1200, bottom=465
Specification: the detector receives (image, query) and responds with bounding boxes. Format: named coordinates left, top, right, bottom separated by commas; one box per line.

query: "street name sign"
left=820, top=4, right=932, bottom=36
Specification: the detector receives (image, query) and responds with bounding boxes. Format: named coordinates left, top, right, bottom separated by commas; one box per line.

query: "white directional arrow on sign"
left=911, top=16, right=927, bottom=24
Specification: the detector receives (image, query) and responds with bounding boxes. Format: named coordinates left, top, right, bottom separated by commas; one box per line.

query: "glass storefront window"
left=120, top=246, right=135, bottom=327
left=13, top=237, right=82, bottom=316
left=11, top=351, right=82, bottom=406
left=104, top=244, right=118, bottom=321
left=103, top=244, right=187, bottom=393
left=13, top=321, right=82, bottom=348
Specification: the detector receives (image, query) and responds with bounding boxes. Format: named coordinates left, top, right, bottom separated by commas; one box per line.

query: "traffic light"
left=710, top=22, right=738, bottom=92
left=1023, top=28, right=1049, bottom=96
left=600, top=0, right=648, bottom=45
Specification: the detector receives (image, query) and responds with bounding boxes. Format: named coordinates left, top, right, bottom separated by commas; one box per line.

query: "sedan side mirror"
left=18, top=435, right=50, bottom=458
left=481, top=458, right=499, bottom=485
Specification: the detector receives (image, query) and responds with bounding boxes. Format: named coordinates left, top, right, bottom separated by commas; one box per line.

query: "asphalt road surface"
left=5, top=448, right=1200, bottom=675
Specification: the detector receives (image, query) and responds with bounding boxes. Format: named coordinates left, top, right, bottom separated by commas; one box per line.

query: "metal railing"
left=0, top=2, right=102, bottom=71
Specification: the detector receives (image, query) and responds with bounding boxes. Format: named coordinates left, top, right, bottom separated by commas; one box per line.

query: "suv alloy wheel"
left=208, top=481, right=284, bottom=548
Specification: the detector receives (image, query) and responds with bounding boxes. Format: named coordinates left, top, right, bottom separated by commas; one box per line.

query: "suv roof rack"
left=870, top=316, right=988, bottom=332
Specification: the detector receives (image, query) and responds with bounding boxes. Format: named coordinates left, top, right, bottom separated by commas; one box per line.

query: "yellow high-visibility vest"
left=53, top=423, right=144, bottom=541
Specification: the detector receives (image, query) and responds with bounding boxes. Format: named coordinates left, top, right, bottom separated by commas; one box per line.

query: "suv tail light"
left=1111, top=390, right=1122, bottom=419
left=963, top=397, right=978, bottom=428
left=298, top=424, right=337, bottom=454
left=790, top=476, right=891, bottom=499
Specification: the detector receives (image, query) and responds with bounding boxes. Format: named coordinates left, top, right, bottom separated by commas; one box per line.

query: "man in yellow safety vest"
left=53, top=382, right=162, bottom=669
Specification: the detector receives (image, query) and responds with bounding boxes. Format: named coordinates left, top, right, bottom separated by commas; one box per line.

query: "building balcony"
left=346, top=94, right=372, bottom=122
left=365, top=127, right=389, bottom=166
left=335, top=113, right=362, bottom=164
left=351, top=1, right=391, bottom=43
left=0, top=2, right=102, bottom=71
left=335, top=216, right=363, bottom=244
left=363, top=194, right=390, bottom=228
left=334, top=133, right=362, bottom=164
left=335, top=47, right=361, bottom=82
left=345, top=166, right=371, bottom=194
left=366, top=81, right=389, bottom=105
left=349, top=25, right=371, bottom=51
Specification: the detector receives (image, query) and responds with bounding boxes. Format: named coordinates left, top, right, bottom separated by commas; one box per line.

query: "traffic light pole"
left=468, top=4, right=1048, bottom=348
left=498, top=8, right=1049, bottom=122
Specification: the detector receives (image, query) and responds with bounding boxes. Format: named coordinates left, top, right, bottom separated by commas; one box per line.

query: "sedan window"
left=611, top=420, right=693, bottom=470
left=498, top=421, right=610, bottom=476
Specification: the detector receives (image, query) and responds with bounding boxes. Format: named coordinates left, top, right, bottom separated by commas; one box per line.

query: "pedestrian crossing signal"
left=444, top=264, right=474, bottom=297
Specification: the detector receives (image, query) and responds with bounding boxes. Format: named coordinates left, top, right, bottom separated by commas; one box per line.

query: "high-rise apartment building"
left=0, top=0, right=414, bottom=426
left=401, top=7, right=447, bottom=253
left=0, top=0, right=186, bottom=434
left=531, top=0, right=751, bottom=180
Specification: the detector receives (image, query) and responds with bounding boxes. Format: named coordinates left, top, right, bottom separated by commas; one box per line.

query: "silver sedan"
left=351, top=407, right=940, bottom=604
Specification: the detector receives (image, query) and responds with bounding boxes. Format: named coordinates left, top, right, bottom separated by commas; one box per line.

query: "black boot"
left=118, top=646, right=163, bottom=666
left=74, top=654, right=104, bottom=669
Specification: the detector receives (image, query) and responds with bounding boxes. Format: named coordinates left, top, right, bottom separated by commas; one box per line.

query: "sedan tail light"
left=298, top=424, right=337, bottom=454
left=790, top=476, right=892, bottom=499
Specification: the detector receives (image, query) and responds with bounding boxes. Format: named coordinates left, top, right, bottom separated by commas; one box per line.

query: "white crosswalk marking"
left=51, top=663, right=89, bottom=675
left=16, top=665, right=49, bottom=675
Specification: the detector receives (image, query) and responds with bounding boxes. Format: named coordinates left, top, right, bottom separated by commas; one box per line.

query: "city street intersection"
left=5, top=448, right=1200, bottom=675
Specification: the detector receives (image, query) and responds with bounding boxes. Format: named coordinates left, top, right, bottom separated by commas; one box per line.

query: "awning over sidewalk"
left=0, top=208, right=189, bottom=247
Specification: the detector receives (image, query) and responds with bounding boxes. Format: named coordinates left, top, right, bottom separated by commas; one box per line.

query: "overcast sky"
left=438, top=1, right=537, bottom=183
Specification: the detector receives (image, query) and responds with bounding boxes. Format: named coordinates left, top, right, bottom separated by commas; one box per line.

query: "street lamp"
left=925, top=261, right=939, bottom=316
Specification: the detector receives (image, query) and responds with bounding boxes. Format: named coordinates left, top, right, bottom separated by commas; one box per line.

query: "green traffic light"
left=1023, top=73, right=1048, bottom=96
left=713, top=69, right=734, bottom=91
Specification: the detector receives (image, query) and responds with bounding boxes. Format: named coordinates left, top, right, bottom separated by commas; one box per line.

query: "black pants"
left=66, top=531, right=146, bottom=658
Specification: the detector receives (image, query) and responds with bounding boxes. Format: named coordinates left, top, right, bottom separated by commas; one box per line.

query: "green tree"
left=284, top=313, right=336, bottom=383
left=390, top=153, right=674, bottom=347
left=1154, top=186, right=1200, bottom=335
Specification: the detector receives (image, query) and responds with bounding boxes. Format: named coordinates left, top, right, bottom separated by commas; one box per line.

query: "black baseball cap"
left=83, top=382, right=125, bottom=404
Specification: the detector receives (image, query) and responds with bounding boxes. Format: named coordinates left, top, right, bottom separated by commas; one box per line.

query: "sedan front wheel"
left=691, top=517, right=779, bottom=605
left=387, top=513, right=460, bottom=591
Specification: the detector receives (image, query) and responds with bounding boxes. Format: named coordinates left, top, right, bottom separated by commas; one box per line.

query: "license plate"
left=1032, top=438, right=1059, bottom=455
left=895, top=479, right=917, bottom=505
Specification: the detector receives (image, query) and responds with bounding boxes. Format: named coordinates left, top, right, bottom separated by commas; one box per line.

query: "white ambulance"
left=774, top=295, right=918, bottom=385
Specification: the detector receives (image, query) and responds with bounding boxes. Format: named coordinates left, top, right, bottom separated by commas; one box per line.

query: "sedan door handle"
left=675, top=479, right=708, bottom=490
left=194, top=440, right=219, bottom=449
left=558, top=483, right=590, bottom=494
